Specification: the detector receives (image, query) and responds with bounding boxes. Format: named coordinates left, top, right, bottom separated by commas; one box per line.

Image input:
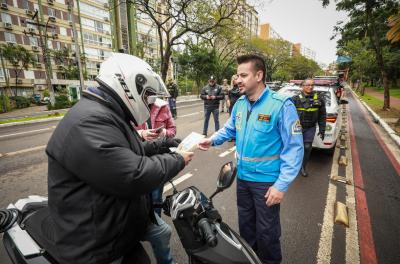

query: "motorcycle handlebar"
left=198, top=218, right=217, bottom=247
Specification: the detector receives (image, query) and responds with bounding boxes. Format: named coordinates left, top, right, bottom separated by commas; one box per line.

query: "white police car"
left=278, top=85, right=344, bottom=153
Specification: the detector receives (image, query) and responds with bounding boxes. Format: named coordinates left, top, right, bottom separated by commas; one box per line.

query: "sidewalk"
left=364, top=88, right=400, bottom=109
left=0, top=95, right=200, bottom=122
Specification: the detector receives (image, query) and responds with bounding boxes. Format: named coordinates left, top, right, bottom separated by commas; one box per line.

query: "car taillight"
left=326, top=114, right=337, bottom=123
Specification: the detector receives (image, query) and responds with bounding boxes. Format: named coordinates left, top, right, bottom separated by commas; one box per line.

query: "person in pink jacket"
left=136, top=97, right=177, bottom=140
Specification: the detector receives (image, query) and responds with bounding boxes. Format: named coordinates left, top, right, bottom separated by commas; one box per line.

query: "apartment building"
left=236, top=1, right=259, bottom=37
left=0, top=0, right=111, bottom=97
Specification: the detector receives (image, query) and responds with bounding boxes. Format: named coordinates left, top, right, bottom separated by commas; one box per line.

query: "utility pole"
left=67, top=1, right=84, bottom=92
left=25, top=10, right=55, bottom=105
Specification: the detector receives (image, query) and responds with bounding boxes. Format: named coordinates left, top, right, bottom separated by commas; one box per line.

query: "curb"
left=0, top=98, right=202, bottom=128
left=0, top=116, right=64, bottom=128
left=349, top=88, right=400, bottom=148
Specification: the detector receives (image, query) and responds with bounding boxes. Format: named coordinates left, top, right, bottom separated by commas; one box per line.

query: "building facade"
left=0, top=0, right=167, bottom=98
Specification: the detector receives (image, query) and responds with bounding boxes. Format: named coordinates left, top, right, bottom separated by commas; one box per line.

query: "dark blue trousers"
left=237, top=179, right=282, bottom=264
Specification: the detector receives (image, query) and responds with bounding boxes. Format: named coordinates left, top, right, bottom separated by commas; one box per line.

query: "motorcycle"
left=0, top=161, right=261, bottom=264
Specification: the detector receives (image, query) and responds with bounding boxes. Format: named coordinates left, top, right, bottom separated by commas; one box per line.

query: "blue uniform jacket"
left=211, top=87, right=304, bottom=192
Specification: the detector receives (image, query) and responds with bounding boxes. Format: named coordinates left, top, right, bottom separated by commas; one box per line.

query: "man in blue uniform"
left=198, top=54, right=304, bottom=264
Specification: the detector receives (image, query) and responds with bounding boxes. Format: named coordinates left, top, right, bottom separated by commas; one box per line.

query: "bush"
left=0, top=95, right=12, bottom=112
left=9, top=96, right=30, bottom=109
left=53, top=95, right=71, bottom=110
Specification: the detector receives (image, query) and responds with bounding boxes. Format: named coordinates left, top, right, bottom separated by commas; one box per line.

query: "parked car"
left=265, top=81, right=282, bottom=91
left=278, top=85, right=344, bottom=153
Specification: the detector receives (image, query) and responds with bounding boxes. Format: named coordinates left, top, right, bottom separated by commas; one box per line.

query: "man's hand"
left=207, top=95, right=211, bottom=100
left=176, top=150, right=194, bottom=165
left=141, top=129, right=159, bottom=141
left=197, top=138, right=212, bottom=151
left=210, top=95, right=216, bottom=100
left=264, top=187, right=285, bottom=207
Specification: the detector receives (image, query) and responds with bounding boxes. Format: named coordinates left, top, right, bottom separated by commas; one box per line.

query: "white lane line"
left=176, top=103, right=203, bottom=109
left=179, top=111, right=203, bottom=118
left=0, top=126, right=55, bottom=139
left=316, top=139, right=340, bottom=264
left=345, top=108, right=360, bottom=263
left=219, top=146, right=236, bottom=157
left=163, top=172, right=193, bottom=193
left=2, top=145, right=46, bottom=157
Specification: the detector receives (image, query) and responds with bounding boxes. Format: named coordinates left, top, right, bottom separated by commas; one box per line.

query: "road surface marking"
left=0, top=127, right=54, bottom=139
left=163, top=172, right=193, bottom=193
left=316, top=141, right=340, bottom=264
left=219, top=146, right=236, bottom=157
left=2, top=145, right=46, bottom=157
left=344, top=111, right=360, bottom=264
left=179, top=111, right=203, bottom=118
left=176, top=103, right=203, bottom=109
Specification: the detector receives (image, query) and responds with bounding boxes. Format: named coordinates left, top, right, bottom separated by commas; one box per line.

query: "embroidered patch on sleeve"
left=292, top=120, right=302, bottom=135
left=258, top=114, right=271, bottom=122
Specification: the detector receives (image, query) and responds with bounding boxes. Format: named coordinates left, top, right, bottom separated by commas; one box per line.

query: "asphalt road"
left=0, top=91, right=399, bottom=264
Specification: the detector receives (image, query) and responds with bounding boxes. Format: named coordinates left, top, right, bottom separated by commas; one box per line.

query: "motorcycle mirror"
left=209, top=161, right=237, bottom=201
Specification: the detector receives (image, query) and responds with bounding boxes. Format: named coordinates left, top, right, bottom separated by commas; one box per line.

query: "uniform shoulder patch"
left=291, top=120, right=302, bottom=135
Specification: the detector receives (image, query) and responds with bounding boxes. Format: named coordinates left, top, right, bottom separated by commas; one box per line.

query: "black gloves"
left=318, top=131, right=325, bottom=141
left=160, top=137, right=182, bottom=153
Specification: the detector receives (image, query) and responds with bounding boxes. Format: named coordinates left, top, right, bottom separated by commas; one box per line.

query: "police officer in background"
left=198, top=54, right=304, bottom=264
left=200, top=75, right=224, bottom=136
left=293, top=78, right=326, bottom=177
left=167, top=79, right=179, bottom=119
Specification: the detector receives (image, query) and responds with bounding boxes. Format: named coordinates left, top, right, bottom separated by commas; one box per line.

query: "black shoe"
left=301, top=167, right=308, bottom=177
left=202, top=133, right=207, bottom=137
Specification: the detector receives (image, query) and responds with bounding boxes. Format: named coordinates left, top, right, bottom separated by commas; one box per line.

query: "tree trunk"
left=161, top=47, right=171, bottom=82
left=367, top=5, right=390, bottom=110
left=382, top=71, right=390, bottom=110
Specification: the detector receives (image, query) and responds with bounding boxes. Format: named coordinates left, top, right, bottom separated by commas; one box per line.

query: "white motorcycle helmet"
left=96, top=53, right=169, bottom=125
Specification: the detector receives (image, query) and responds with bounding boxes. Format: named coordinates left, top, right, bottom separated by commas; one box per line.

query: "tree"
left=286, top=55, right=323, bottom=80
left=338, top=39, right=377, bottom=95
left=177, top=43, right=218, bottom=94
left=321, top=0, right=400, bottom=110
left=2, top=44, right=35, bottom=95
left=246, top=37, right=292, bottom=81
left=129, top=0, right=243, bottom=81
left=52, top=48, right=87, bottom=80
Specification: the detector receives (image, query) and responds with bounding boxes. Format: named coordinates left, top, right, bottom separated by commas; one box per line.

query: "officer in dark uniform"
left=293, top=79, right=326, bottom=177
left=167, top=79, right=179, bottom=119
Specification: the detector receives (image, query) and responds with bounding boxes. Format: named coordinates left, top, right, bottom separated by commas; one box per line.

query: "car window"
left=316, top=91, right=331, bottom=107
left=280, top=88, right=332, bottom=107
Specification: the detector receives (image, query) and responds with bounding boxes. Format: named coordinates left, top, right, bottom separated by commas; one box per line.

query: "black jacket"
left=200, top=84, right=224, bottom=108
left=167, top=82, right=179, bottom=99
left=46, top=88, right=185, bottom=264
left=292, top=91, right=326, bottom=133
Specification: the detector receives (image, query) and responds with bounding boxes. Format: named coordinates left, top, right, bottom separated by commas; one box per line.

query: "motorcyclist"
left=45, top=53, right=193, bottom=264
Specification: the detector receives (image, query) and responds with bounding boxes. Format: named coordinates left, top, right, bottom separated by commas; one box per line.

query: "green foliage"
left=0, top=94, right=12, bottom=112
left=1, top=44, right=35, bottom=89
left=54, top=95, right=70, bottom=109
left=9, top=96, right=30, bottom=109
left=43, top=89, right=50, bottom=97
left=246, top=38, right=293, bottom=81
left=178, top=43, right=218, bottom=93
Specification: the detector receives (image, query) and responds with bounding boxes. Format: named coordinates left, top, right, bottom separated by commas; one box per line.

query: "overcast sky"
left=254, top=0, right=349, bottom=66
